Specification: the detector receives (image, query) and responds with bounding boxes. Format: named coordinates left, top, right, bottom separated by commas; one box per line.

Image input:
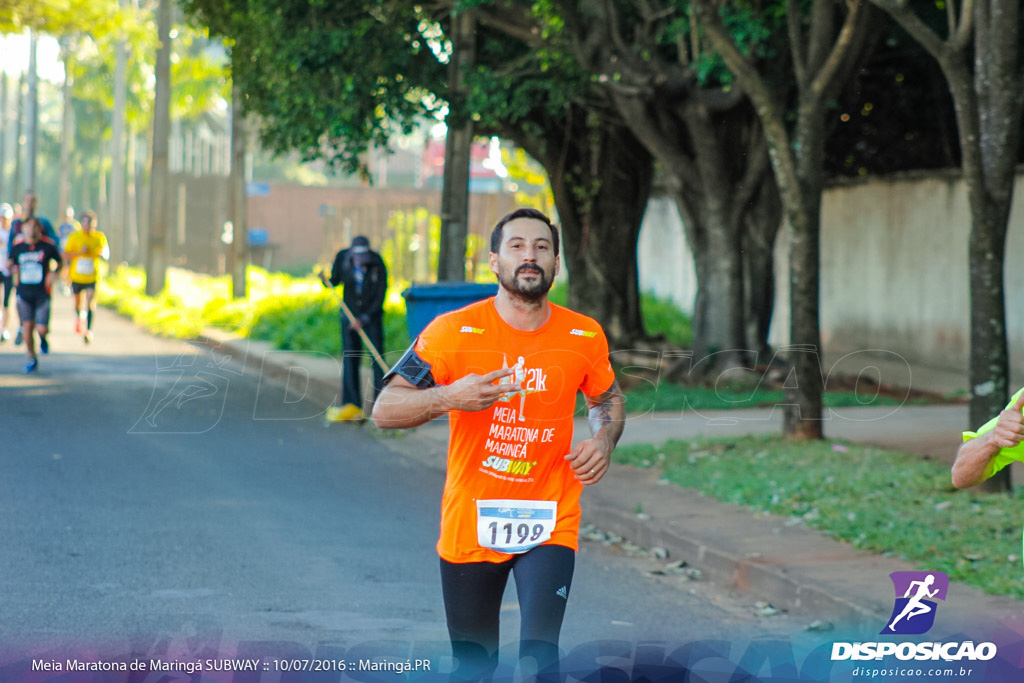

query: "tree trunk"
left=691, top=0, right=874, bottom=438
left=146, top=0, right=172, bottom=297
left=0, top=74, right=6, bottom=201
left=58, top=43, right=74, bottom=220
left=557, top=203, right=648, bottom=349
left=229, top=82, right=248, bottom=299
left=438, top=120, right=472, bottom=281
left=125, top=134, right=140, bottom=264
left=437, top=10, right=475, bottom=282
left=781, top=194, right=824, bottom=439
left=610, top=93, right=774, bottom=374
left=545, top=0, right=767, bottom=355
left=959, top=1, right=1020, bottom=493
left=25, top=32, right=38, bottom=194
left=934, top=23, right=1018, bottom=493
left=13, top=72, right=23, bottom=198
left=0, top=75, right=5, bottom=202
left=872, top=0, right=1024, bottom=492
left=674, top=187, right=745, bottom=374
left=557, top=128, right=652, bottom=348
left=967, top=198, right=1013, bottom=492
left=743, top=171, right=782, bottom=355
left=779, top=104, right=828, bottom=440
left=509, top=108, right=654, bottom=349
left=109, top=25, right=128, bottom=265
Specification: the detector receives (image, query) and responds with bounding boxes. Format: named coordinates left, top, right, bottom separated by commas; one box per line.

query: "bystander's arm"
left=952, top=390, right=1024, bottom=488
left=320, top=250, right=347, bottom=288
left=952, top=435, right=1003, bottom=489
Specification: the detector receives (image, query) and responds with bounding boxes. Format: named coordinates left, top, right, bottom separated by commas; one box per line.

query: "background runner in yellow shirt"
left=62, top=210, right=108, bottom=343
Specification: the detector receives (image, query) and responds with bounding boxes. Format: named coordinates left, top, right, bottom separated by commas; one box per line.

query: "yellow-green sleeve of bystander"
left=961, top=387, right=1024, bottom=481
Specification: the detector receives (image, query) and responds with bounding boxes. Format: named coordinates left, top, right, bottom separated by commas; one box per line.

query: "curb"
left=578, top=465, right=889, bottom=630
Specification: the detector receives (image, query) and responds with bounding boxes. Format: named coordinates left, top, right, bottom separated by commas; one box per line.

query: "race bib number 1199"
left=476, top=499, right=557, bottom=554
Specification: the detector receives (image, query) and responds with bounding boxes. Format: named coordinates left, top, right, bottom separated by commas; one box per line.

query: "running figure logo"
left=881, top=571, right=949, bottom=635
left=130, top=338, right=242, bottom=434
left=496, top=354, right=545, bottom=421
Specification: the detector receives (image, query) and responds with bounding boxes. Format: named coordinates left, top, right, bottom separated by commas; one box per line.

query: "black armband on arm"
left=382, top=343, right=437, bottom=388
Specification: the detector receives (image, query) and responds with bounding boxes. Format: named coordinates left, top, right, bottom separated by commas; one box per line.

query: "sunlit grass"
left=97, top=265, right=410, bottom=356
left=616, top=380, right=925, bottom=413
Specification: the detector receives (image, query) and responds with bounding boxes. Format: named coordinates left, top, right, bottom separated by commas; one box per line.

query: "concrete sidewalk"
left=188, top=325, right=1024, bottom=640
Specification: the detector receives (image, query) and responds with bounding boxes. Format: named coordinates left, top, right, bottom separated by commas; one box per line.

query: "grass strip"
left=616, top=381, right=923, bottom=412
left=614, top=436, right=1024, bottom=601
left=97, top=265, right=410, bottom=356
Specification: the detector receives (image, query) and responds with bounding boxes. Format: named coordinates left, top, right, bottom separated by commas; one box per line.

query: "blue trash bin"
left=247, top=227, right=269, bottom=246
left=403, top=282, right=499, bottom=339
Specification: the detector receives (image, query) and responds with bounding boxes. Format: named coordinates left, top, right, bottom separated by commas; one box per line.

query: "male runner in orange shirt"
left=373, top=208, right=625, bottom=681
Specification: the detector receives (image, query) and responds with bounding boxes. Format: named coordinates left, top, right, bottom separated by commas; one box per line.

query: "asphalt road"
left=0, top=306, right=840, bottom=679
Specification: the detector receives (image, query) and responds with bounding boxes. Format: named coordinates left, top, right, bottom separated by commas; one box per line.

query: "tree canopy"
left=184, top=0, right=447, bottom=179
left=0, top=0, right=134, bottom=45
left=825, top=19, right=960, bottom=176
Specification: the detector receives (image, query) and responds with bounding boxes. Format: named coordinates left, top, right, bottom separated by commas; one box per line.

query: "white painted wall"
left=637, top=197, right=697, bottom=312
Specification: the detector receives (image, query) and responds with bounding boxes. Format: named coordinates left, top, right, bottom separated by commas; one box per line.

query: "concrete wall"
left=817, top=173, right=1024, bottom=377
left=638, top=171, right=1024, bottom=379
left=637, top=197, right=697, bottom=311
left=815, top=175, right=970, bottom=366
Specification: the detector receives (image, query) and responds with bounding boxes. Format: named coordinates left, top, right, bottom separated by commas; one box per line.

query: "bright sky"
left=1, top=32, right=65, bottom=82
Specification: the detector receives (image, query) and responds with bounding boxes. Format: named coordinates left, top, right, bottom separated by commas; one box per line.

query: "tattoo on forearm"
left=588, top=381, right=624, bottom=440
left=588, top=401, right=612, bottom=436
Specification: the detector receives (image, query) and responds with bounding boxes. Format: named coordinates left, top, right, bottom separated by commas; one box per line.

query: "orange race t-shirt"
left=415, top=297, right=616, bottom=564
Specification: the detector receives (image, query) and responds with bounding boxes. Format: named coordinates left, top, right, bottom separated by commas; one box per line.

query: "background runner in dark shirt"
left=9, top=217, right=61, bottom=372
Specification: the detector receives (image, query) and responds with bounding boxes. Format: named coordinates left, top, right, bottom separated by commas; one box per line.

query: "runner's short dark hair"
left=490, top=208, right=560, bottom=256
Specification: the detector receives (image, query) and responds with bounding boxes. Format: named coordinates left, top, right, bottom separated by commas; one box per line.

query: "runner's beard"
left=498, top=263, right=554, bottom=303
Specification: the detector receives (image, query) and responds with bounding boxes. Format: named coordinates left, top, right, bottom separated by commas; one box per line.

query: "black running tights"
left=439, top=545, right=575, bottom=681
